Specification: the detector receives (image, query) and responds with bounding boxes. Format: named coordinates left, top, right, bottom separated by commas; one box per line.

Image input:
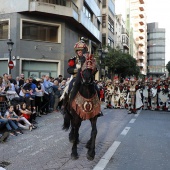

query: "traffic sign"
left=8, top=60, right=14, bottom=69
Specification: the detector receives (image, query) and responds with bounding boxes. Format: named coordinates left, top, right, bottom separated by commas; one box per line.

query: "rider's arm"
left=67, top=57, right=77, bottom=75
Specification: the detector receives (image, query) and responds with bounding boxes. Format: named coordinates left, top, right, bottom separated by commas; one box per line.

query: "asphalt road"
left=104, top=110, right=170, bottom=170
left=0, top=106, right=133, bottom=170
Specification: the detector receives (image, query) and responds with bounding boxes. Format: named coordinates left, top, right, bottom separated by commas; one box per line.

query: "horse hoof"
left=71, top=153, right=79, bottom=160
left=86, top=153, right=94, bottom=160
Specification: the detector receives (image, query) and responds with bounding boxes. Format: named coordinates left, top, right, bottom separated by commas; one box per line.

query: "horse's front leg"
left=86, top=116, right=98, bottom=160
left=71, top=119, right=81, bottom=160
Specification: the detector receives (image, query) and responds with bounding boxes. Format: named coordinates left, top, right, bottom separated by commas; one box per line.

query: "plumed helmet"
left=74, top=37, right=88, bottom=52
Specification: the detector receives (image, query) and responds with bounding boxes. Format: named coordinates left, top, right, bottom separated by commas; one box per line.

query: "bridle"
left=80, top=54, right=96, bottom=85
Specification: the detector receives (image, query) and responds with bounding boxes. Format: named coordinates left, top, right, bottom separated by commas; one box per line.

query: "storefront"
left=21, top=59, right=61, bottom=79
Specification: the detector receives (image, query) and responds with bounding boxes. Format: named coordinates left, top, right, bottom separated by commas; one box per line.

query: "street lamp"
left=7, top=39, right=14, bottom=74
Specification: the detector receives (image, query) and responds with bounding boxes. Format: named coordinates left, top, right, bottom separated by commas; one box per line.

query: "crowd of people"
left=0, top=73, right=68, bottom=142
left=97, top=76, right=170, bottom=114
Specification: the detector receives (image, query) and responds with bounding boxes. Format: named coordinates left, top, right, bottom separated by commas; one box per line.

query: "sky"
left=115, top=0, right=169, bottom=64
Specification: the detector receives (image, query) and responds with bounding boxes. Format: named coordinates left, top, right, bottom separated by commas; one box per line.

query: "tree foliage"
left=96, top=46, right=140, bottom=79
left=166, top=61, right=170, bottom=74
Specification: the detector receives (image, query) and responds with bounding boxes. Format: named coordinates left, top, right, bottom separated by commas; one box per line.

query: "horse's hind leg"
left=71, top=118, right=81, bottom=160
left=86, top=117, right=98, bottom=160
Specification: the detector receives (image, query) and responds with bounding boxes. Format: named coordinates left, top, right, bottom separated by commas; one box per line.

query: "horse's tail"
left=62, top=109, right=71, bottom=131
left=62, top=94, right=71, bottom=131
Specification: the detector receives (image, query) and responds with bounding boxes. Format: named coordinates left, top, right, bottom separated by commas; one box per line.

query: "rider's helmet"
left=74, top=37, right=88, bottom=53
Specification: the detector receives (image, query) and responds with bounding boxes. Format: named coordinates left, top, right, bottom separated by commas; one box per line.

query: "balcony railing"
left=32, top=0, right=78, bottom=13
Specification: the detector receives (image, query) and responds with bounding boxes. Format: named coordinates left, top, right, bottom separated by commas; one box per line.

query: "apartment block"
left=147, top=22, right=166, bottom=77
left=0, top=0, right=102, bottom=78
left=126, top=0, right=147, bottom=75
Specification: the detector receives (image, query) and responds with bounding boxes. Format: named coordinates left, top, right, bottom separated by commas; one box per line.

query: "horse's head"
left=81, top=54, right=97, bottom=85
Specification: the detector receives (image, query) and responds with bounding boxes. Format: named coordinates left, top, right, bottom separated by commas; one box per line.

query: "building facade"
left=147, top=22, right=166, bottom=77
left=0, top=0, right=102, bottom=78
left=126, top=0, right=147, bottom=75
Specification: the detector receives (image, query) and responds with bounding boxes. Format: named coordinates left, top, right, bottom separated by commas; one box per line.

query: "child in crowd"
left=4, top=105, right=32, bottom=132
left=19, top=102, right=37, bottom=129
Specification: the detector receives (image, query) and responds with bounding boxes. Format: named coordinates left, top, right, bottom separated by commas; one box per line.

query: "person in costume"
left=68, top=39, right=87, bottom=86
left=63, top=38, right=102, bottom=116
left=126, top=77, right=138, bottom=114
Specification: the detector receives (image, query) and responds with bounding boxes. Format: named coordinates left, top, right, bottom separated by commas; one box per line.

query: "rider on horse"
left=64, top=38, right=103, bottom=117
left=67, top=38, right=88, bottom=96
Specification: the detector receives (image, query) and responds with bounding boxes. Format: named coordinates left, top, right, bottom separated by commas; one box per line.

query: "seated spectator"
left=0, top=111, right=18, bottom=136
left=19, top=102, right=37, bottom=129
left=22, top=78, right=37, bottom=115
left=14, top=104, right=35, bottom=131
left=4, top=105, right=24, bottom=134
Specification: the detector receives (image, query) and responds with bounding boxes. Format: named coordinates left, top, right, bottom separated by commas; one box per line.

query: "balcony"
left=79, top=11, right=101, bottom=41
left=139, top=25, right=144, bottom=32
left=139, top=34, right=144, bottom=39
left=139, top=12, right=144, bottom=18
left=138, top=55, right=145, bottom=60
left=29, top=0, right=79, bottom=21
left=138, top=62, right=144, bottom=67
left=138, top=47, right=144, bottom=53
left=138, top=40, right=144, bottom=46
left=121, top=34, right=129, bottom=49
left=139, top=5, right=144, bottom=11
left=139, top=0, right=144, bottom=4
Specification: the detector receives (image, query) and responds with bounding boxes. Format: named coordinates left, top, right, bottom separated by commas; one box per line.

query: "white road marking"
left=129, top=118, right=136, bottom=123
left=93, top=141, right=121, bottom=170
left=120, top=127, right=131, bottom=135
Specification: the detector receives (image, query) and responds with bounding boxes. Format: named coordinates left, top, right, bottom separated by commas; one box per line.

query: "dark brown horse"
left=62, top=54, right=101, bottom=160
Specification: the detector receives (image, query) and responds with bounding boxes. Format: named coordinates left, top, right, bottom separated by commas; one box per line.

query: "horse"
left=62, top=54, right=101, bottom=160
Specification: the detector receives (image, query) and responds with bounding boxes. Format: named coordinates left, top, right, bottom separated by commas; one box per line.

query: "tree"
left=166, top=61, right=170, bottom=75
left=102, top=46, right=140, bottom=78
left=95, top=46, right=140, bottom=79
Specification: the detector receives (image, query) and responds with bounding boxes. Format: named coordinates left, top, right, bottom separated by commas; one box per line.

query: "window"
left=22, top=21, right=59, bottom=42
left=97, top=20, right=100, bottom=31
left=83, top=5, right=93, bottom=22
left=37, top=0, right=66, bottom=6
left=0, top=20, right=9, bottom=40
left=102, top=0, right=106, bottom=8
left=108, top=17, right=114, bottom=34
left=102, top=34, right=106, bottom=46
left=102, top=15, right=106, bottom=28
left=108, top=38, right=114, bottom=48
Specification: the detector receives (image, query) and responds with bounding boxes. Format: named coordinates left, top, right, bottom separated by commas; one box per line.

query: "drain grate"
left=0, top=161, right=11, bottom=168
